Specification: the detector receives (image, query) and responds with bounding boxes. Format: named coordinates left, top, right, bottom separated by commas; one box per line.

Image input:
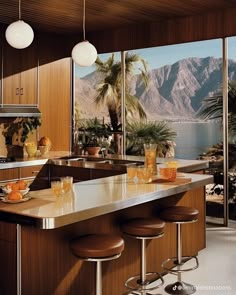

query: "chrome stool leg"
left=125, top=236, right=164, bottom=294
left=163, top=223, right=199, bottom=295
left=96, top=261, right=102, bottom=295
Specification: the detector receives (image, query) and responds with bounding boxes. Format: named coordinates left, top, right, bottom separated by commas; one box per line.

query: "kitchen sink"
left=51, top=156, right=144, bottom=170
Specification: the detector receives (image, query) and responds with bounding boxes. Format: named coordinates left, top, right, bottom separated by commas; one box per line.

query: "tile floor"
left=149, top=221, right=236, bottom=295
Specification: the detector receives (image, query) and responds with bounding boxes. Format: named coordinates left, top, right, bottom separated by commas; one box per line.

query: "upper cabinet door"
left=2, top=40, right=38, bottom=106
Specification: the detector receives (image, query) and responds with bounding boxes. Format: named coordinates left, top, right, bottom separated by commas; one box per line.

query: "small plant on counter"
left=2, top=117, right=42, bottom=144
left=77, top=118, right=112, bottom=155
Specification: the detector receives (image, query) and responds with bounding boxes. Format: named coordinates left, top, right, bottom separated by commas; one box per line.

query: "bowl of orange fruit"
left=2, top=180, right=30, bottom=196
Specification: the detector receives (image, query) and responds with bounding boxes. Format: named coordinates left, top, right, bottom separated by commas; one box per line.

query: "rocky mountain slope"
left=74, top=56, right=236, bottom=121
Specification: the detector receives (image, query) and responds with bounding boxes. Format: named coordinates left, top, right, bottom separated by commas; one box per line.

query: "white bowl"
left=2, top=187, right=30, bottom=196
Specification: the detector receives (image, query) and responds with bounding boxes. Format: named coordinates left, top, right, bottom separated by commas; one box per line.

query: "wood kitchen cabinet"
left=2, top=41, right=38, bottom=106
left=0, top=165, right=42, bottom=184
left=19, top=165, right=43, bottom=179
left=0, top=168, right=19, bottom=182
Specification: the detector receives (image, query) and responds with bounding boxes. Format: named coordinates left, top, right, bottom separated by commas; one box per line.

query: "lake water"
left=170, top=121, right=223, bottom=160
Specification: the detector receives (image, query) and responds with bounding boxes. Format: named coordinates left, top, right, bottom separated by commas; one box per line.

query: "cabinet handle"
left=20, top=88, right=23, bottom=95
left=32, top=171, right=39, bottom=174
left=16, top=88, right=19, bottom=95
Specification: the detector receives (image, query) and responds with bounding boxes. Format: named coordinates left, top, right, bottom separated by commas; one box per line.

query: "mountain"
left=74, top=56, right=236, bottom=121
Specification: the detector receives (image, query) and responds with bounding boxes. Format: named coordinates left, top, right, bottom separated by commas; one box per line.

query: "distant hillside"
left=74, top=56, right=236, bottom=121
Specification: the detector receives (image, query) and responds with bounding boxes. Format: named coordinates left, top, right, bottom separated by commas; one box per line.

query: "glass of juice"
left=137, top=166, right=153, bottom=183
left=51, top=181, right=64, bottom=197
left=127, top=165, right=138, bottom=182
left=159, top=167, right=177, bottom=181
left=60, top=176, right=73, bottom=193
left=144, top=143, right=157, bottom=175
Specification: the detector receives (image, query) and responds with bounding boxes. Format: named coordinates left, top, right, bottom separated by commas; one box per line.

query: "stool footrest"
left=125, top=272, right=164, bottom=292
left=162, top=256, right=199, bottom=275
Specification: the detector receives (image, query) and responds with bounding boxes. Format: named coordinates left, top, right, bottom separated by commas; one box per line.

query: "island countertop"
left=0, top=151, right=209, bottom=172
left=0, top=173, right=213, bottom=229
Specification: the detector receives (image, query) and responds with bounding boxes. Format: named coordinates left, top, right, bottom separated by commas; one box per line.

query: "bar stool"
left=121, top=217, right=165, bottom=294
left=69, top=234, right=125, bottom=295
left=159, top=206, right=199, bottom=295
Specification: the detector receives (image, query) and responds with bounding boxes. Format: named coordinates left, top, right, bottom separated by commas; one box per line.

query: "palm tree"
left=94, top=53, right=149, bottom=153
left=198, top=80, right=236, bottom=138
left=126, top=121, right=176, bottom=156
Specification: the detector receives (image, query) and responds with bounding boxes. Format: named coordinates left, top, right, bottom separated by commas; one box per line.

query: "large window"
left=127, top=39, right=223, bottom=159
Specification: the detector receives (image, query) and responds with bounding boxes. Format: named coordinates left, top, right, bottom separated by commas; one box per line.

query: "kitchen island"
left=0, top=159, right=212, bottom=295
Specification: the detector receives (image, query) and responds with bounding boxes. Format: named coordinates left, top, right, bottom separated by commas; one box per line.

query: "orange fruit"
left=6, top=183, right=13, bottom=190
left=11, top=183, right=20, bottom=191
left=39, top=136, right=51, bottom=146
left=8, top=191, right=23, bottom=201
left=17, top=180, right=27, bottom=190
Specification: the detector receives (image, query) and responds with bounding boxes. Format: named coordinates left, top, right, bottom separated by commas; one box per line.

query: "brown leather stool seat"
left=159, top=206, right=199, bottom=222
left=69, top=234, right=124, bottom=295
left=121, top=217, right=165, bottom=293
left=121, top=217, right=165, bottom=237
left=70, top=234, right=124, bottom=258
left=159, top=206, right=199, bottom=295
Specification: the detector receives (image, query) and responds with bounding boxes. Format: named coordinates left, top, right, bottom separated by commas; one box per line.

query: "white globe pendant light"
left=5, top=0, right=34, bottom=49
left=72, top=0, right=97, bottom=67
left=72, top=40, right=97, bottom=67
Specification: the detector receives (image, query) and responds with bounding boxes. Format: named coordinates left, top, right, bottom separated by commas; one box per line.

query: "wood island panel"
left=0, top=221, right=17, bottom=295
left=20, top=186, right=205, bottom=295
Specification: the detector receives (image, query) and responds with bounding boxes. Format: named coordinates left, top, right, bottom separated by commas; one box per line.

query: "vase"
left=24, top=142, right=37, bottom=157
left=86, top=146, right=101, bottom=156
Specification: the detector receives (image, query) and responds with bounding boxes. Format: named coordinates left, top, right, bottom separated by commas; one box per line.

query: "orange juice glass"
left=61, top=176, right=73, bottom=193
left=159, top=167, right=177, bottom=181
left=127, top=165, right=138, bottom=181
left=51, top=181, right=64, bottom=197
left=137, top=166, right=152, bottom=183
left=144, top=143, right=157, bottom=175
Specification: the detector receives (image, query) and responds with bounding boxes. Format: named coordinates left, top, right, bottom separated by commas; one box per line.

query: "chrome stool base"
left=165, top=281, right=196, bottom=295
left=162, top=256, right=199, bottom=275
left=125, top=271, right=164, bottom=292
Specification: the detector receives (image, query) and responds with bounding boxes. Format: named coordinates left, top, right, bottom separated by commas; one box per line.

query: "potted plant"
left=78, top=118, right=111, bottom=156
left=2, top=117, right=42, bottom=157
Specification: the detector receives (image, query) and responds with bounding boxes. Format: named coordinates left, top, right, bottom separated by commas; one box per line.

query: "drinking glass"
left=127, top=165, right=138, bottom=182
left=159, top=167, right=177, bottom=181
left=144, top=143, right=157, bottom=175
left=137, top=166, right=153, bottom=183
left=165, top=161, right=178, bottom=168
left=60, top=176, right=73, bottom=193
left=51, top=181, right=64, bottom=197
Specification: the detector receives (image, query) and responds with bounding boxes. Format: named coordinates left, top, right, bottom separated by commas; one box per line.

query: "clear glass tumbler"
left=51, top=181, right=64, bottom=197
left=60, top=176, right=73, bottom=193
left=144, top=143, right=157, bottom=175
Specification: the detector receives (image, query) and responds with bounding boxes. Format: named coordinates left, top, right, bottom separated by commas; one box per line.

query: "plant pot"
left=86, top=146, right=101, bottom=156
left=7, top=145, right=24, bottom=158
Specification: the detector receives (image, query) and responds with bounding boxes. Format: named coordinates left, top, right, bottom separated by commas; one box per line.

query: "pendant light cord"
left=19, top=0, right=21, bottom=20
left=83, top=0, right=86, bottom=40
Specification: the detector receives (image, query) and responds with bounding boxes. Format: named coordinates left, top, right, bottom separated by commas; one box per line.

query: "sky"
left=75, top=37, right=236, bottom=78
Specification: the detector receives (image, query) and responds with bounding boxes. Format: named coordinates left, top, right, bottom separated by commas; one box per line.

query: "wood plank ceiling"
left=0, top=0, right=236, bottom=35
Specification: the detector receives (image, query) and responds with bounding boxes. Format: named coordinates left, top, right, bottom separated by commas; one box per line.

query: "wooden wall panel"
left=87, top=7, right=236, bottom=54
left=38, top=33, right=72, bottom=152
